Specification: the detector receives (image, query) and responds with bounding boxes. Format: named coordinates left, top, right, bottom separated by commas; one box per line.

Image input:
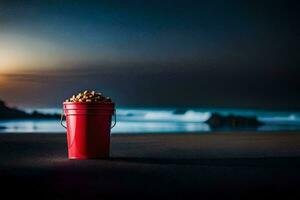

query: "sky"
left=0, top=0, right=299, bottom=109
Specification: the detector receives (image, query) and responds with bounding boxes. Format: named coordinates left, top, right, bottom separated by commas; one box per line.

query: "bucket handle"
left=111, top=110, right=117, bottom=129
left=60, top=111, right=67, bottom=129
left=60, top=110, right=117, bottom=129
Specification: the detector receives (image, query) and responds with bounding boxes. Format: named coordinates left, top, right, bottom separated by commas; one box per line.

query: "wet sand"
left=0, top=132, right=300, bottom=199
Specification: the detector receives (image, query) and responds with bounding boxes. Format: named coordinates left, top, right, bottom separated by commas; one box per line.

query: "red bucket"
left=61, top=102, right=116, bottom=159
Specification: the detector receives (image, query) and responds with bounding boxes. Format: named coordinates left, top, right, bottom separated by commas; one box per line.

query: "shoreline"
left=1, top=129, right=300, bottom=135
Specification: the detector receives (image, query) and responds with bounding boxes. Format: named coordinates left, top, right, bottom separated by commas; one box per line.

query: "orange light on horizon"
left=0, top=31, right=118, bottom=74
left=0, top=36, right=39, bottom=73
left=0, top=74, right=7, bottom=93
left=0, top=32, right=72, bottom=73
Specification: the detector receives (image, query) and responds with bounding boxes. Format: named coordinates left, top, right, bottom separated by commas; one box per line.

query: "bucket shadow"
left=109, top=156, right=251, bottom=166
left=110, top=157, right=206, bottom=165
left=109, top=156, right=300, bottom=167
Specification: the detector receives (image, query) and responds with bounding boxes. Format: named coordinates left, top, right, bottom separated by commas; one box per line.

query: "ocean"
left=0, top=108, right=300, bottom=133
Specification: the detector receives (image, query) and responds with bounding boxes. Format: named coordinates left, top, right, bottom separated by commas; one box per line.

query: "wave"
left=259, top=114, right=300, bottom=125
left=24, top=108, right=300, bottom=125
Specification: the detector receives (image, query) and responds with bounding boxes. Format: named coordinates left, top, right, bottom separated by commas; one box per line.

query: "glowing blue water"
left=0, top=108, right=300, bottom=133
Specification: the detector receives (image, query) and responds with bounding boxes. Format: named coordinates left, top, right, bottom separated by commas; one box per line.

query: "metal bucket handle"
left=60, top=109, right=117, bottom=129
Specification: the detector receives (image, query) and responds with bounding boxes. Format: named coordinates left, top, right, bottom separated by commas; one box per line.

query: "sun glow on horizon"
left=0, top=74, right=5, bottom=84
left=0, top=32, right=78, bottom=73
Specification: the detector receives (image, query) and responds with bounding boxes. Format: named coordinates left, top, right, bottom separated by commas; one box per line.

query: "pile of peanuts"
left=65, top=90, right=112, bottom=103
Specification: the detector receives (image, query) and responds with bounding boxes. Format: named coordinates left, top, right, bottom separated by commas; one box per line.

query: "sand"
left=0, top=132, right=300, bottom=199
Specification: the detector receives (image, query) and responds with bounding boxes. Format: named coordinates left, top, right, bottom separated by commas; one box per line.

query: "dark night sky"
left=0, top=0, right=299, bottom=109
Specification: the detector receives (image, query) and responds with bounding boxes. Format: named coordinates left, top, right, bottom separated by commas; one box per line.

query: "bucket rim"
left=63, top=101, right=115, bottom=105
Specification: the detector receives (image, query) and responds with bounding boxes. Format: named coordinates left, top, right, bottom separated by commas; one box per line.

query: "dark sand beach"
left=1, top=132, right=300, bottom=199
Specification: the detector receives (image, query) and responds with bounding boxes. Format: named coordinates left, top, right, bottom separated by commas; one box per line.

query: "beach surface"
left=0, top=132, right=300, bottom=199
